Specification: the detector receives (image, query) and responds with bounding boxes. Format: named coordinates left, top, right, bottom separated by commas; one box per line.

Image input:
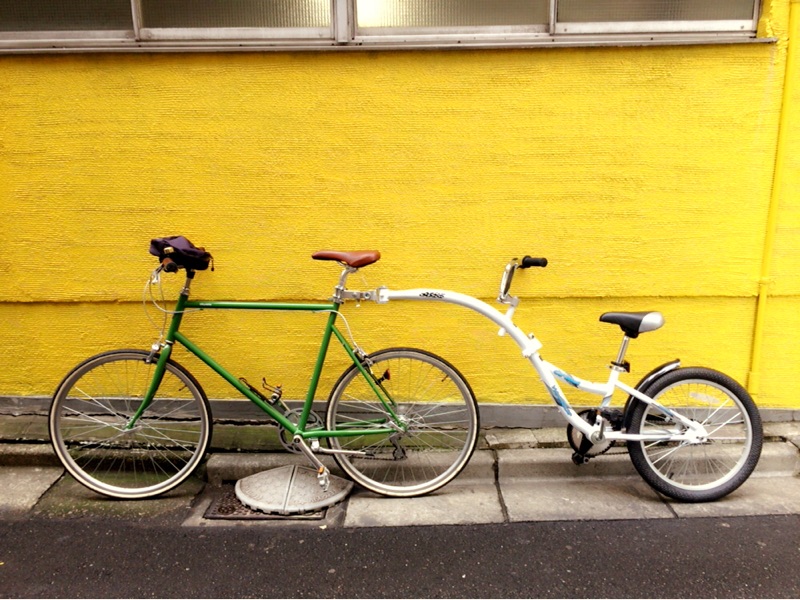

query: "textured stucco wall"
left=760, top=0, right=800, bottom=408
left=1, top=1, right=797, bottom=409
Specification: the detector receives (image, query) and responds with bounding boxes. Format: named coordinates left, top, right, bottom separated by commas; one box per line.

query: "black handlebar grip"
left=520, top=256, right=548, bottom=269
left=162, top=257, right=179, bottom=273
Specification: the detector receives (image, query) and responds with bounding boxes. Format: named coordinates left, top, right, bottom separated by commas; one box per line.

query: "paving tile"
left=343, top=451, right=503, bottom=527
left=754, top=442, right=800, bottom=476
left=498, top=447, right=637, bottom=480
left=497, top=448, right=672, bottom=521
left=0, top=421, right=799, bottom=528
left=485, top=428, right=538, bottom=449
left=0, top=466, right=63, bottom=514
left=667, top=475, right=800, bottom=518
left=343, top=482, right=503, bottom=528
left=33, top=474, right=205, bottom=520
left=501, top=477, right=673, bottom=522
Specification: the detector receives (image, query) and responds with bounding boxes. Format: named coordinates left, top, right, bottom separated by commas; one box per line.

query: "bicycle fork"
left=124, top=341, right=172, bottom=430
left=127, top=282, right=193, bottom=430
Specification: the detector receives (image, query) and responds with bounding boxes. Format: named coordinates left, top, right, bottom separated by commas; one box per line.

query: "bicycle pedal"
left=317, top=466, right=330, bottom=492
left=571, top=452, right=591, bottom=466
left=599, top=408, right=625, bottom=431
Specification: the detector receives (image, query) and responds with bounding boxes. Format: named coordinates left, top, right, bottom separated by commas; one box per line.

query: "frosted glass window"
left=558, top=0, right=755, bottom=23
left=356, top=0, right=548, bottom=28
left=140, top=0, right=331, bottom=29
left=0, top=0, right=133, bottom=32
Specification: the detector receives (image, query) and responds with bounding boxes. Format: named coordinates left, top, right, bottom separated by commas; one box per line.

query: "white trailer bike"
left=363, top=254, right=763, bottom=503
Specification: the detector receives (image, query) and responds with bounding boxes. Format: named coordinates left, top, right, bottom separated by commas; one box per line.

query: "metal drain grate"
left=204, top=484, right=326, bottom=521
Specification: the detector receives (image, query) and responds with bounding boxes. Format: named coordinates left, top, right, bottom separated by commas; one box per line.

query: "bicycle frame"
left=134, top=275, right=402, bottom=444
left=136, top=265, right=707, bottom=450
left=374, top=287, right=709, bottom=444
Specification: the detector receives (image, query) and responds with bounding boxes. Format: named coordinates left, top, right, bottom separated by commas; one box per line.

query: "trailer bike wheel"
left=627, top=367, right=762, bottom=502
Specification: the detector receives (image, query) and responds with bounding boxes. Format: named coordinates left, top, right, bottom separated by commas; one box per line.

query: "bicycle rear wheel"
left=49, top=350, right=211, bottom=499
left=325, top=348, right=479, bottom=497
left=627, top=367, right=762, bottom=502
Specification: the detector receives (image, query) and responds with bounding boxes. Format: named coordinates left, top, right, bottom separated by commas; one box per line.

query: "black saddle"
left=599, top=311, right=664, bottom=338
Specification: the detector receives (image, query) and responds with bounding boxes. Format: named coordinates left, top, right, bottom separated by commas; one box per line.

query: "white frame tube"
left=376, top=287, right=706, bottom=443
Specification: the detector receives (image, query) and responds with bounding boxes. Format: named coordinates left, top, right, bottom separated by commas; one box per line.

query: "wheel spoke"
left=327, top=349, right=478, bottom=497
left=50, top=352, right=210, bottom=499
left=628, top=369, right=761, bottom=502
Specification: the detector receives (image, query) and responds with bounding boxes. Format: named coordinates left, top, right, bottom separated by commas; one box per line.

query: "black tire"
left=627, top=367, right=762, bottom=502
left=325, top=348, right=479, bottom=497
left=49, top=350, right=212, bottom=499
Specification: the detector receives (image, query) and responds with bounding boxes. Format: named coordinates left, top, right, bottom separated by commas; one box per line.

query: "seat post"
left=332, top=265, right=358, bottom=304
left=181, top=271, right=195, bottom=296
left=612, top=335, right=632, bottom=371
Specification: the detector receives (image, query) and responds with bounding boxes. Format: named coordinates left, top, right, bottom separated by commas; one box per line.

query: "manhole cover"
left=204, top=485, right=327, bottom=521
left=235, top=465, right=353, bottom=516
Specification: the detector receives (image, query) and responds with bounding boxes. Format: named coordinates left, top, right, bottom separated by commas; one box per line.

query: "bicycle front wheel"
left=326, top=348, right=479, bottom=497
left=627, top=367, right=762, bottom=502
left=49, top=350, right=212, bottom=499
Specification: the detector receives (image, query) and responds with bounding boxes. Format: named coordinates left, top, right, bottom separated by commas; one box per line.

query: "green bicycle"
left=49, top=237, right=479, bottom=499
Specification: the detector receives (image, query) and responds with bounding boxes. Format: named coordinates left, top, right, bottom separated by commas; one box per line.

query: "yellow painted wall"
left=759, top=0, right=800, bottom=409
left=1, top=0, right=798, bottom=410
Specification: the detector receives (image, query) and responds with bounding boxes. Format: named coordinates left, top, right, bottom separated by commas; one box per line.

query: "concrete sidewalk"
left=1, top=415, right=799, bottom=528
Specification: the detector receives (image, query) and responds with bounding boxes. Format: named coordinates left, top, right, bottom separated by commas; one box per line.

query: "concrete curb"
left=203, top=441, right=799, bottom=484
left=2, top=433, right=798, bottom=483
left=0, top=443, right=61, bottom=467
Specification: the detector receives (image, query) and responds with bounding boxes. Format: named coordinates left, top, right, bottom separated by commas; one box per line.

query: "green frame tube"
left=133, top=294, right=398, bottom=440
left=127, top=289, right=190, bottom=427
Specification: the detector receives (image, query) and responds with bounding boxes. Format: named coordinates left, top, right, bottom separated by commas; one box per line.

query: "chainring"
left=566, top=409, right=615, bottom=457
left=278, top=408, right=324, bottom=454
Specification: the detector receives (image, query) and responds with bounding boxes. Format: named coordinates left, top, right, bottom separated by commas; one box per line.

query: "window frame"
left=0, top=0, right=767, bottom=53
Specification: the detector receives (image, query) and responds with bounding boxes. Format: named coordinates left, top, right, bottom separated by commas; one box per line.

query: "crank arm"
left=293, top=435, right=331, bottom=491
